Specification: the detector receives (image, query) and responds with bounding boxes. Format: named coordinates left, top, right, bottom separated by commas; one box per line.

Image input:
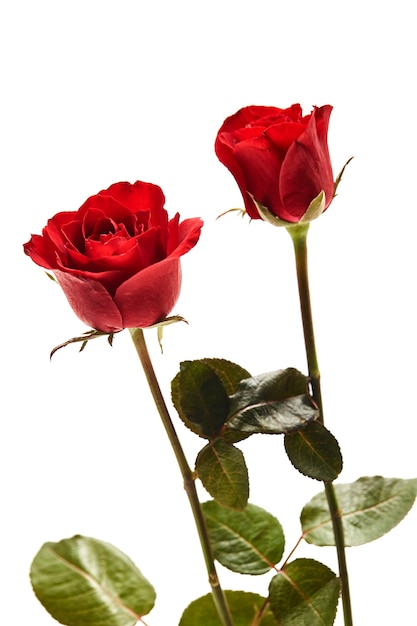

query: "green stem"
left=129, top=328, right=234, bottom=626
left=288, top=223, right=353, bottom=626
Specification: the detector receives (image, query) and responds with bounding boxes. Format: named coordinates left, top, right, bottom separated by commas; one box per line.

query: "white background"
left=1, top=1, right=416, bottom=624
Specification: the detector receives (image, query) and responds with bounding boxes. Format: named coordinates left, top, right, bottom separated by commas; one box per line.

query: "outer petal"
left=233, top=134, right=285, bottom=218
left=169, top=217, right=203, bottom=258
left=115, top=257, right=181, bottom=328
left=54, top=269, right=124, bottom=332
left=25, top=211, right=81, bottom=267
left=279, top=106, right=334, bottom=220
left=23, top=234, right=58, bottom=269
left=215, top=131, right=258, bottom=217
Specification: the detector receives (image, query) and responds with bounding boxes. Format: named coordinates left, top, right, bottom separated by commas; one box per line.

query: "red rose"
left=24, top=181, right=203, bottom=333
left=215, top=104, right=334, bottom=224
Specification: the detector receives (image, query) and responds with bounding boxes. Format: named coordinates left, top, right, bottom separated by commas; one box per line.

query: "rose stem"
left=129, top=328, right=234, bottom=626
left=287, top=223, right=353, bottom=626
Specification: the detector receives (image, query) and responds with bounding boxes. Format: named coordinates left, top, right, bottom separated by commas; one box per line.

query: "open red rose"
left=24, top=181, right=203, bottom=333
left=215, top=104, right=334, bottom=224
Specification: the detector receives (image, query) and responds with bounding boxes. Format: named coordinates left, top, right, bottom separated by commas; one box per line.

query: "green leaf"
left=179, top=590, right=276, bottom=626
left=200, top=359, right=252, bottom=443
left=284, top=421, right=342, bottom=481
left=199, top=358, right=251, bottom=395
left=30, top=535, right=156, bottom=626
left=171, top=360, right=229, bottom=437
left=227, top=368, right=318, bottom=434
left=301, top=476, right=417, bottom=546
left=269, top=558, right=340, bottom=626
left=202, top=500, right=285, bottom=574
left=196, top=439, right=249, bottom=510
left=171, top=359, right=250, bottom=439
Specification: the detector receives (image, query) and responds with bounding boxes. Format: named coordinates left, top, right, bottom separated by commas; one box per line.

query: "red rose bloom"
left=24, top=181, right=203, bottom=333
left=215, top=104, right=334, bottom=223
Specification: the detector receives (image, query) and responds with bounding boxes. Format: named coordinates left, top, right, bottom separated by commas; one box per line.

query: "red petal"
left=78, top=195, right=133, bottom=222
left=233, top=134, right=285, bottom=217
left=169, top=217, right=203, bottom=258
left=279, top=106, right=334, bottom=219
left=115, top=257, right=181, bottom=328
left=264, top=121, right=307, bottom=156
left=98, top=181, right=166, bottom=214
left=217, top=104, right=302, bottom=133
left=54, top=270, right=124, bottom=332
left=23, top=234, right=58, bottom=269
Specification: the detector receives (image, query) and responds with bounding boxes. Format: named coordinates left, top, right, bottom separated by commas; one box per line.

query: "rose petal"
left=233, top=134, right=286, bottom=218
left=54, top=269, right=124, bottom=332
left=279, top=106, right=334, bottom=218
left=264, top=121, right=308, bottom=156
left=24, top=234, right=58, bottom=269
left=217, top=105, right=302, bottom=133
left=78, top=195, right=134, bottom=223
left=98, top=181, right=166, bottom=214
left=215, top=137, right=260, bottom=217
left=115, top=257, right=181, bottom=328
left=170, top=217, right=203, bottom=258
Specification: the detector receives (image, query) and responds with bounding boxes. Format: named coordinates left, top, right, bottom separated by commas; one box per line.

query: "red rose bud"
left=24, top=181, right=203, bottom=333
left=215, top=104, right=335, bottom=224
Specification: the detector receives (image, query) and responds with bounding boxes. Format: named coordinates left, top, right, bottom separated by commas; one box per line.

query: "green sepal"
left=45, top=271, right=57, bottom=282
left=30, top=535, right=156, bottom=626
left=226, top=368, right=319, bottom=434
left=252, top=190, right=326, bottom=227
left=269, top=558, right=340, bottom=626
left=179, top=590, right=276, bottom=626
left=251, top=195, right=293, bottom=227
left=202, top=500, right=285, bottom=574
left=216, top=207, right=248, bottom=220
left=196, top=439, right=249, bottom=510
left=301, top=476, right=417, bottom=546
left=147, top=314, right=188, bottom=352
left=284, top=421, right=343, bottom=481
left=50, top=329, right=120, bottom=359
left=299, top=190, right=326, bottom=222
left=333, top=156, right=354, bottom=197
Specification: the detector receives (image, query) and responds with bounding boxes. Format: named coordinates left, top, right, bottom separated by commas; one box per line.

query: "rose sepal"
left=252, top=190, right=327, bottom=227
left=147, top=315, right=188, bottom=352
left=299, top=190, right=327, bottom=223
left=49, top=315, right=187, bottom=358
left=216, top=207, right=247, bottom=220
left=250, top=195, right=293, bottom=227
left=333, top=156, right=354, bottom=198
left=50, top=329, right=120, bottom=359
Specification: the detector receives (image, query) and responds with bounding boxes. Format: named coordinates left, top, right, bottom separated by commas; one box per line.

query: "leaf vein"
left=45, top=547, right=142, bottom=621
